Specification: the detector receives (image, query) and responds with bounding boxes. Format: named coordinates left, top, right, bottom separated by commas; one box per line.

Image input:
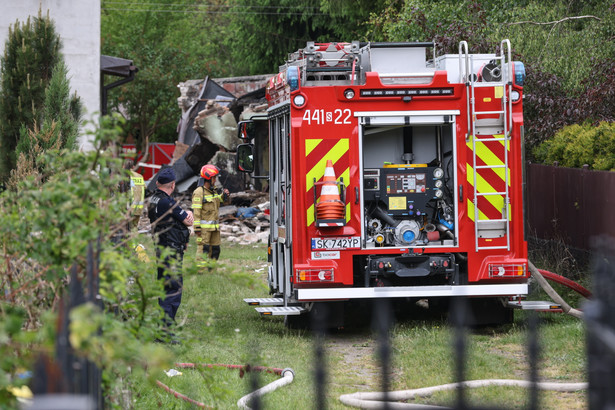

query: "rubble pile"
left=136, top=191, right=271, bottom=246
left=219, top=201, right=270, bottom=245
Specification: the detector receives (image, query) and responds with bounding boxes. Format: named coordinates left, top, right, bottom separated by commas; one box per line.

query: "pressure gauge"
left=435, top=180, right=443, bottom=188
left=433, top=168, right=444, bottom=179
left=435, top=189, right=444, bottom=198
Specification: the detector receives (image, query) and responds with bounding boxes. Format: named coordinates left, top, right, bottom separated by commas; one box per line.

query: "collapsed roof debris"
left=146, top=76, right=270, bottom=196
left=140, top=75, right=272, bottom=241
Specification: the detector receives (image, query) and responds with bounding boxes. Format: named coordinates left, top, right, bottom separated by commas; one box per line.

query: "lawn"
left=126, top=239, right=587, bottom=409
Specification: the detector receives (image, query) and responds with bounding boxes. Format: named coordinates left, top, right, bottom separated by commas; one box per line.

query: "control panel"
left=364, top=166, right=444, bottom=218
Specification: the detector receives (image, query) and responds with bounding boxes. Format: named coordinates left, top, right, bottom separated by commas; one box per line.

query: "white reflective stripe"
left=201, top=220, right=218, bottom=224
left=297, top=284, right=528, bottom=301
left=324, top=167, right=335, bottom=177
left=320, top=185, right=339, bottom=195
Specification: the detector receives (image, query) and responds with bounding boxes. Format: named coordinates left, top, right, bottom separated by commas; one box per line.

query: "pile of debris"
left=220, top=191, right=270, bottom=245
left=220, top=203, right=270, bottom=245
left=136, top=191, right=271, bottom=245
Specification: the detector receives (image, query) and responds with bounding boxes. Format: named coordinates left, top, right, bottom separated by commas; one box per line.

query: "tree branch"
left=507, top=15, right=601, bottom=27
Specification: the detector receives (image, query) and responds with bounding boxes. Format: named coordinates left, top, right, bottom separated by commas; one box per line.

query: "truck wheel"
left=452, top=297, right=513, bottom=327
left=284, top=313, right=310, bottom=330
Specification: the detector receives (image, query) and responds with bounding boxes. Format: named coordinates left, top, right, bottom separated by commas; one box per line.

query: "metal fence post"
left=585, top=236, right=615, bottom=409
left=527, top=312, right=540, bottom=410
left=374, top=298, right=392, bottom=409
left=451, top=297, right=467, bottom=410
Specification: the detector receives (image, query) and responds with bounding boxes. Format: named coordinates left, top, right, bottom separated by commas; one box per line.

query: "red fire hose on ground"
left=527, top=261, right=590, bottom=319
left=536, top=267, right=591, bottom=298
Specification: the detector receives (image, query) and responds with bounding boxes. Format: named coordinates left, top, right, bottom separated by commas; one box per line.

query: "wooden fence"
left=526, top=163, right=615, bottom=250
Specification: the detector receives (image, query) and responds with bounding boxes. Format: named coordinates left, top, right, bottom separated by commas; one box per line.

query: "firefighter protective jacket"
left=129, top=170, right=145, bottom=216
left=192, top=186, right=226, bottom=231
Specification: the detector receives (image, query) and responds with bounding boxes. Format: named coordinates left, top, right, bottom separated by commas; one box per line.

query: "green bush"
left=533, top=122, right=615, bottom=171
left=0, top=116, right=172, bottom=407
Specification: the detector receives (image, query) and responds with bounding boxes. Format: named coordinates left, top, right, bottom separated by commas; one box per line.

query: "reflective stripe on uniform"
left=201, top=219, right=219, bottom=229
left=203, top=194, right=223, bottom=202
left=130, top=173, right=145, bottom=211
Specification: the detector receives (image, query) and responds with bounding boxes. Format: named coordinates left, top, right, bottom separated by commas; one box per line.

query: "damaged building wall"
left=141, top=76, right=273, bottom=245
left=166, top=76, right=270, bottom=195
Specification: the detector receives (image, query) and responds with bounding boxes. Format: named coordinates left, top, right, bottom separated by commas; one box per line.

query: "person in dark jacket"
left=148, top=167, right=193, bottom=333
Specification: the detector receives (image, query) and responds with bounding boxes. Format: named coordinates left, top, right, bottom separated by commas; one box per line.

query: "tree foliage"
left=365, top=0, right=615, bottom=158
left=368, top=0, right=495, bottom=53
left=0, top=117, right=175, bottom=407
left=225, top=0, right=383, bottom=75
left=100, top=0, right=615, bottom=165
left=101, top=0, right=234, bottom=146
left=0, top=9, right=62, bottom=182
left=101, top=0, right=382, bottom=144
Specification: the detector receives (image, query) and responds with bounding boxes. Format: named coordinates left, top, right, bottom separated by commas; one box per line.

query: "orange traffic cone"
left=316, top=160, right=345, bottom=224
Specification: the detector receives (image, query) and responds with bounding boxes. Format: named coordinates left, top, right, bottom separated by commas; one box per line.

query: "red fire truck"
left=238, top=40, right=535, bottom=326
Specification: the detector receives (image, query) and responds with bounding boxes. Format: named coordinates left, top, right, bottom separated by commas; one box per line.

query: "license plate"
left=311, top=236, right=360, bottom=250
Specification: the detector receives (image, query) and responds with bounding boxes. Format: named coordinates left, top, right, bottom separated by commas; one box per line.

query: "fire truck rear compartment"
left=361, top=122, right=456, bottom=249
left=364, top=254, right=458, bottom=287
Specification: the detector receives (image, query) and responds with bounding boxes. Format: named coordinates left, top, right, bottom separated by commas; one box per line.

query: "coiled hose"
left=340, top=379, right=587, bottom=409
left=156, top=363, right=294, bottom=409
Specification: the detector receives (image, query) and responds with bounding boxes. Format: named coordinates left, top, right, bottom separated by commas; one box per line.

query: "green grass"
left=125, top=239, right=588, bottom=409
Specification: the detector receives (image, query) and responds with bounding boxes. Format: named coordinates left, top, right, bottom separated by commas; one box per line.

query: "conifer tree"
left=16, top=60, right=82, bottom=156
left=0, top=9, right=61, bottom=182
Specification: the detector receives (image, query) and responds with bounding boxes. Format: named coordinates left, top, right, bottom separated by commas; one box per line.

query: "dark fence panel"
left=527, top=164, right=615, bottom=250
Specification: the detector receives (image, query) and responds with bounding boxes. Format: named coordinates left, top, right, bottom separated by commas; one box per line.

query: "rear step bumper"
left=296, top=283, right=528, bottom=301
left=244, top=298, right=284, bottom=306
left=244, top=298, right=307, bottom=316
left=507, top=300, right=562, bottom=312
left=255, top=306, right=306, bottom=316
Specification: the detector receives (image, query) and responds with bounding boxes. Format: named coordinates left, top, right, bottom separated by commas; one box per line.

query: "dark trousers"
left=156, top=246, right=184, bottom=322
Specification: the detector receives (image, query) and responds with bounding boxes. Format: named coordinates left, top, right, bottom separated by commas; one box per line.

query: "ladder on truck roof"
left=460, top=40, right=513, bottom=251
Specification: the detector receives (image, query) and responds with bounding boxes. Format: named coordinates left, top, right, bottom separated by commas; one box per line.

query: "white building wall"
left=0, top=0, right=100, bottom=151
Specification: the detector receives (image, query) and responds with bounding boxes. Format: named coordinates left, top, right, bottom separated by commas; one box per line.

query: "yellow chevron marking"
left=306, top=139, right=349, bottom=193
left=305, top=138, right=321, bottom=156
left=341, top=168, right=351, bottom=223
left=467, top=198, right=489, bottom=222
left=305, top=139, right=350, bottom=226
left=467, top=136, right=510, bottom=183
left=467, top=164, right=505, bottom=220
left=307, top=204, right=315, bottom=226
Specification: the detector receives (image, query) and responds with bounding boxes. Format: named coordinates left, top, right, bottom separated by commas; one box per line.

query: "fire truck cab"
left=239, top=40, right=531, bottom=326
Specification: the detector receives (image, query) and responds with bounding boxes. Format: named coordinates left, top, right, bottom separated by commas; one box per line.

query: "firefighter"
left=148, top=167, right=194, bottom=334
left=125, top=159, right=145, bottom=230
left=192, top=164, right=229, bottom=267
